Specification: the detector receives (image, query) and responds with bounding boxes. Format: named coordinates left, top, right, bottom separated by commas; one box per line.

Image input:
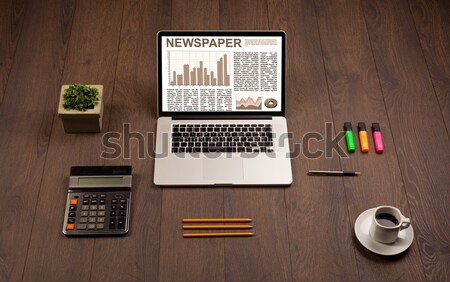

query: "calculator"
left=63, top=166, right=132, bottom=236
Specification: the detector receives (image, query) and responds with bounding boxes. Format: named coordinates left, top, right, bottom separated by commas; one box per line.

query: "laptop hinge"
left=172, top=115, right=273, bottom=120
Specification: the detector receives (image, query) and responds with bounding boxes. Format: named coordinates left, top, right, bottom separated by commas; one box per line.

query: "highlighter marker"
left=372, top=123, right=384, bottom=153
left=357, top=122, right=369, bottom=153
left=344, top=122, right=356, bottom=153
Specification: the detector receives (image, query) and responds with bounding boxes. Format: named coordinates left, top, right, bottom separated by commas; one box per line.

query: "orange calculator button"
left=66, top=224, right=75, bottom=230
left=70, top=199, right=78, bottom=205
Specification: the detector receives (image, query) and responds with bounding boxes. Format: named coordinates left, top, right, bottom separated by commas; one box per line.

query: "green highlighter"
left=344, top=122, right=356, bottom=153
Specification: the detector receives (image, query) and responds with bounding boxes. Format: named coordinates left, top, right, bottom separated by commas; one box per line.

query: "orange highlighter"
left=358, top=122, right=369, bottom=153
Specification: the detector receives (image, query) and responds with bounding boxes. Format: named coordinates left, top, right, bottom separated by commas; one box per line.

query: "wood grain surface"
left=269, top=0, right=360, bottom=281
left=0, top=1, right=75, bottom=281
left=0, top=0, right=26, bottom=105
left=0, top=0, right=448, bottom=281
left=409, top=0, right=450, bottom=133
left=220, top=2, right=292, bottom=281
left=158, top=1, right=225, bottom=282
left=315, top=0, right=426, bottom=280
left=22, top=1, right=122, bottom=281
left=90, top=1, right=170, bottom=281
left=362, top=0, right=450, bottom=280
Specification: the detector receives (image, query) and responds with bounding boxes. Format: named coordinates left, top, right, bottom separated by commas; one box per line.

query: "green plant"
left=63, top=84, right=99, bottom=111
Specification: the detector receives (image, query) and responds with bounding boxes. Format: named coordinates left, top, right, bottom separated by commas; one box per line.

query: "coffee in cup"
left=369, top=206, right=411, bottom=244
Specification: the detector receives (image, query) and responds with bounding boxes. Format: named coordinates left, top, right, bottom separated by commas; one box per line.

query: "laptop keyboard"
left=171, top=124, right=273, bottom=153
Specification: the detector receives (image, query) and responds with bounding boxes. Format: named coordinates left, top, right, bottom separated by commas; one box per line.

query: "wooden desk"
left=0, top=0, right=448, bottom=281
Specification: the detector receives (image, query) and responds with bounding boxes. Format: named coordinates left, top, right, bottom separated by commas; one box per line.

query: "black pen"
left=308, top=170, right=361, bottom=176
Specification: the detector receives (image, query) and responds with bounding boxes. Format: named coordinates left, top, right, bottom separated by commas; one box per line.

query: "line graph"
left=236, top=96, right=262, bottom=110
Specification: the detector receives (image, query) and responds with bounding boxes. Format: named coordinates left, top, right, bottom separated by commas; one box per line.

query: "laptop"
left=154, top=31, right=292, bottom=186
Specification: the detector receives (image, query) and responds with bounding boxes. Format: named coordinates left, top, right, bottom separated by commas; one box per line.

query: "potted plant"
left=58, top=84, right=103, bottom=133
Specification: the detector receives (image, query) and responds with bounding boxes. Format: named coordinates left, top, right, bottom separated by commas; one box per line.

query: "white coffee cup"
left=369, top=206, right=411, bottom=244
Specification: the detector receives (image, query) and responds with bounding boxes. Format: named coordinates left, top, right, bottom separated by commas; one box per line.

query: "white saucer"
left=354, top=208, right=414, bottom=256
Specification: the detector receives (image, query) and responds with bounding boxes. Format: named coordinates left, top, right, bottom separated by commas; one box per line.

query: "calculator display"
left=78, top=177, right=123, bottom=186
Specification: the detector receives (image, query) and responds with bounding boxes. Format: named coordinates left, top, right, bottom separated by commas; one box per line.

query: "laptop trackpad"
left=202, top=158, right=244, bottom=181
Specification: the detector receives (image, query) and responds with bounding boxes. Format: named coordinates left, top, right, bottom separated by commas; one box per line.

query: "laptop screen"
left=157, top=31, right=285, bottom=116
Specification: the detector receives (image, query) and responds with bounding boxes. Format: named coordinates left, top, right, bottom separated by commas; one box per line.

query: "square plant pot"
left=58, top=85, right=103, bottom=133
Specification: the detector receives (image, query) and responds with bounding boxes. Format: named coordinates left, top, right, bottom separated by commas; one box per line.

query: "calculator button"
left=99, top=199, right=106, bottom=204
left=97, top=217, right=105, bottom=223
left=119, top=211, right=126, bottom=216
left=74, top=195, right=79, bottom=199
left=119, top=199, right=127, bottom=204
left=67, top=218, right=75, bottom=224
left=110, top=211, right=117, bottom=217
left=69, top=206, right=77, bottom=211
left=111, top=199, right=118, bottom=204
left=100, top=194, right=107, bottom=198
left=91, top=199, right=98, bottom=204
left=89, top=218, right=96, bottom=223
left=111, top=205, right=117, bottom=210
left=109, top=219, right=116, bottom=229
left=66, top=224, right=74, bottom=230
left=82, top=205, right=89, bottom=211
left=91, top=195, right=98, bottom=198
left=70, top=199, right=78, bottom=205
left=98, top=205, right=106, bottom=211
left=81, top=211, right=88, bottom=217
left=98, top=211, right=105, bottom=216
left=96, top=224, right=104, bottom=230
left=118, top=218, right=126, bottom=229
left=119, top=204, right=126, bottom=210
left=68, top=212, right=76, bottom=217
left=88, top=224, right=96, bottom=230
left=80, top=217, right=88, bottom=223
left=89, top=211, right=97, bottom=217
left=77, top=224, right=87, bottom=230
left=116, top=194, right=123, bottom=198
left=90, top=205, right=98, bottom=210
left=82, top=199, right=89, bottom=204
left=83, top=194, right=90, bottom=198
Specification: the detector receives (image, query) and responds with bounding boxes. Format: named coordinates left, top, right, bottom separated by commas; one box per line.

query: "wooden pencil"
left=182, top=218, right=252, bottom=223
left=183, top=232, right=254, bottom=238
left=182, top=224, right=253, bottom=229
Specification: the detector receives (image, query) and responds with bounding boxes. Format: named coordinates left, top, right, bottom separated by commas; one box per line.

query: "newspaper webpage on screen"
left=161, top=36, right=282, bottom=112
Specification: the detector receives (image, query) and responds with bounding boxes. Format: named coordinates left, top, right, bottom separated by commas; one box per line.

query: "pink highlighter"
left=372, top=123, right=384, bottom=153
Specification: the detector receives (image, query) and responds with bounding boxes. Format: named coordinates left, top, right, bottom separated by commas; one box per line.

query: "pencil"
left=182, top=218, right=252, bottom=223
left=183, top=224, right=253, bottom=229
left=183, top=232, right=254, bottom=238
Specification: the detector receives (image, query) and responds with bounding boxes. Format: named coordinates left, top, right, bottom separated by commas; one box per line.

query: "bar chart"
left=168, top=51, right=230, bottom=86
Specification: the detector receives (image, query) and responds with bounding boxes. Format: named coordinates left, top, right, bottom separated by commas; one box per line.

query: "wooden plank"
left=362, top=0, right=450, bottom=280
left=158, top=1, right=225, bottom=282
left=89, top=1, right=170, bottom=281
left=0, top=1, right=445, bottom=281
left=219, top=0, right=268, bottom=29
left=268, top=0, right=360, bottom=280
left=218, top=1, right=291, bottom=281
left=0, top=0, right=27, bottom=105
left=314, top=0, right=426, bottom=279
left=223, top=188, right=292, bottom=282
left=159, top=189, right=225, bottom=282
left=409, top=0, right=450, bottom=132
left=21, top=1, right=123, bottom=281
left=0, top=0, right=75, bottom=281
